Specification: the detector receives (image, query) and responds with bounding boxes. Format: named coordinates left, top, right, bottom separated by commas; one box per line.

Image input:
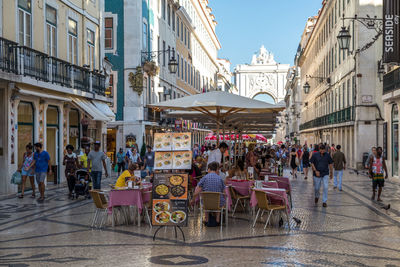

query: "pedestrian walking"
left=144, top=145, right=155, bottom=174
left=290, top=148, right=298, bottom=179
left=63, top=144, right=80, bottom=198
left=18, top=143, right=35, bottom=198
left=297, top=145, right=303, bottom=173
left=310, top=144, right=333, bottom=207
left=369, top=147, right=388, bottom=202
left=116, top=148, right=125, bottom=176
left=302, top=145, right=310, bottom=180
left=365, top=147, right=377, bottom=169
left=79, top=146, right=91, bottom=170
left=29, top=143, right=52, bottom=202
left=332, top=145, right=346, bottom=191
left=88, top=141, right=108, bottom=189
left=127, top=147, right=141, bottom=164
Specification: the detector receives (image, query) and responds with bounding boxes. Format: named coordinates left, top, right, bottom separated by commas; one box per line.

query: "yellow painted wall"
left=2, top=0, right=100, bottom=69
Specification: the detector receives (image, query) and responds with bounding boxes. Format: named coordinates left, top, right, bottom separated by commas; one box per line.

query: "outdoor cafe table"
left=108, top=183, right=152, bottom=227
left=250, top=188, right=291, bottom=213
left=268, top=176, right=292, bottom=192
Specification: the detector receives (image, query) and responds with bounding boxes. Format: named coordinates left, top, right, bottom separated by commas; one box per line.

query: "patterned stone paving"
left=0, top=170, right=400, bottom=266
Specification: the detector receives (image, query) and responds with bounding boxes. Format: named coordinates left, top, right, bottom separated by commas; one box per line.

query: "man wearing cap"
left=88, top=141, right=108, bottom=189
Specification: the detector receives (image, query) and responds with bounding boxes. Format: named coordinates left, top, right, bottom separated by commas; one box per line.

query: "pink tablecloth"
left=230, top=180, right=254, bottom=196
left=268, top=176, right=291, bottom=192
left=250, top=189, right=291, bottom=213
left=108, top=185, right=152, bottom=214
left=262, top=181, right=279, bottom=188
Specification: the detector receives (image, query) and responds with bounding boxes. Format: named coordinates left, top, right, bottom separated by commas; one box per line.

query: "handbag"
left=114, top=164, right=118, bottom=172
left=11, top=171, right=22, bottom=185
left=295, top=157, right=300, bottom=166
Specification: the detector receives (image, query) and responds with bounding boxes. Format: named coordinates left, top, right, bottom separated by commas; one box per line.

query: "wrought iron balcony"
left=299, top=106, right=355, bottom=131
left=383, top=67, right=400, bottom=94
left=0, top=36, right=107, bottom=96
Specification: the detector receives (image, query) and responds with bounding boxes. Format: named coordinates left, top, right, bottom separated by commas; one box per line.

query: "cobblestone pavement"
left=1, top=170, right=400, bottom=267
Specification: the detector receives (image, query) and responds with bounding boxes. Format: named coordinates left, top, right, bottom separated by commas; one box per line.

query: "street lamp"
left=303, top=82, right=310, bottom=94
left=142, top=47, right=178, bottom=74
left=337, top=26, right=351, bottom=50
left=168, top=49, right=178, bottom=74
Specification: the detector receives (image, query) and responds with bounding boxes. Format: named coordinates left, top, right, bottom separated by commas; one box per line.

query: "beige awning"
left=71, top=97, right=110, bottom=121
left=92, top=100, right=115, bottom=121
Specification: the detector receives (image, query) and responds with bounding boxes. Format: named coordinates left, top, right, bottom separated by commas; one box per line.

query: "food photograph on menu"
left=172, top=133, right=191, bottom=151
left=152, top=173, right=189, bottom=226
left=154, top=152, right=173, bottom=170
left=172, top=151, right=192, bottom=170
left=154, top=133, right=172, bottom=151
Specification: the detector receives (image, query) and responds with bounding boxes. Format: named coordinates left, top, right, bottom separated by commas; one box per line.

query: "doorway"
left=392, top=104, right=399, bottom=176
left=18, top=101, right=35, bottom=192
left=46, top=106, right=59, bottom=184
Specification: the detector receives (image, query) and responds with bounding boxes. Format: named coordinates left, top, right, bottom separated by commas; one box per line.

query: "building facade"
left=299, top=0, right=383, bottom=169
left=234, top=45, right=290, bottom=104
left=0, top=0, right=113, bottom=195
left=104, top=0, right=220, bottom=154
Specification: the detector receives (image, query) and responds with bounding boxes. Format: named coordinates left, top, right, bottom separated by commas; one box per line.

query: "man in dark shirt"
left=332, top=145, right=346, bottom=191
left=310, top=144, right=333, bottom=207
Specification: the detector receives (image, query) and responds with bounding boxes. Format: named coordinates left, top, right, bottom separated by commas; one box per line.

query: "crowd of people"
left=17, top=138, right=389, bottom=207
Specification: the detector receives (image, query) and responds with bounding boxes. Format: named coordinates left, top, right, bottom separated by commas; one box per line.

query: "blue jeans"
left=146, top=166, right=154, bottom=174
left=333, top=170, right=343, bottom=190
left=314, top=175, right=329, bottom=203
left=91, top=171, right=102, bottom=189
left=297, top=160, right=303, bottom=172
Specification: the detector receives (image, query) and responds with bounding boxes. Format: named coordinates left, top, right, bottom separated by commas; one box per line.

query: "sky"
left=209, top=0, right=323, bottom=70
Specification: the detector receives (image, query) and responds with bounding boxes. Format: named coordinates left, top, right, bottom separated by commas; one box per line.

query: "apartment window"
left=104, top=17, right=113, bottom=49
left=46, top=5, right=57, bottom=56
left=184, top=27, right=187, bottom=46
left=162, top=41, right=166, bottom=66
left=188, top=32, right=191, bottom=49
left=157, top=36, right=160, bottom=63
left=68, top=19, right=78, bottom=64
left=177, top=17, right=180, bottom=36
left=347, top=79, right=351, bottom=106
left=18, top=0, right=32, bottom=46
left=180, top=22, right=183, bottom=42
left=106, top=73, right=114, bottom=97
left=161, top=0, right=166, bottom=20
left=143, top=22, right=148, bottom=50
left=172, top=9, right=175, bottom=31
left=87, top=29, right=95, bottom=68
left=181, top=57, right=183, bottom=78
left=167, top=4, right=171, bottom=26
left=185, top=61, right=187, bottom=82
left=177, top=54, right=180, bottom=77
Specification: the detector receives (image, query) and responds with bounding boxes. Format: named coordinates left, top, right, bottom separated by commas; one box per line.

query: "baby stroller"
left=73, top=169, right=91, bottom=199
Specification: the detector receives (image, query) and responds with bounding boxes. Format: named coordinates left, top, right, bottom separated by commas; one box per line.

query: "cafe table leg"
left=137, top=206, right=141, bottom=227
left=112, top=207, right=115, bottom=227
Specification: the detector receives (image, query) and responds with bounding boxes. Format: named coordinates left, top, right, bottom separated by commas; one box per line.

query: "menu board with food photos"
left=172, top=133, right=191, bottom=151
left=152, top=173, right=188, bottom=226
left=154, top=151, right=192, bottom=170
left=154, top=133, right=173, bottom=151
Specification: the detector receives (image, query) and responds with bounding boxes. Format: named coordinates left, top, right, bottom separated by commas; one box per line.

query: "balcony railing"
left=383, top=68, right=400, bottom=94
left=0, top=37, right=107, bottom=96
left=0, top=37, right=18, bottom=73
left=300, top=106, right=355, bottom=131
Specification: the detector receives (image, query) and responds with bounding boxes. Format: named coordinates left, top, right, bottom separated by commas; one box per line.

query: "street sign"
left=383, top=0, right=400, bottom=63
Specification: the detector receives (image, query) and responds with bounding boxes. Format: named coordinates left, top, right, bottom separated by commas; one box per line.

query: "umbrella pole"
left=222, top=123, right=225, bottom=169
left=234, top=129, right=237, bottom=166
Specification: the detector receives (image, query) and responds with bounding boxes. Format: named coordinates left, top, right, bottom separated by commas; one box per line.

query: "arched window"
left=253, top=93, right=275, bottom=104
left=392, top=104, right=399, bottom=176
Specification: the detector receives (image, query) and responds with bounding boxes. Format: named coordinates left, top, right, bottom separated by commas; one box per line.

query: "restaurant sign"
left=383, top=0, right=400, bottom=63
left=152, top=173, right=189, bottom=226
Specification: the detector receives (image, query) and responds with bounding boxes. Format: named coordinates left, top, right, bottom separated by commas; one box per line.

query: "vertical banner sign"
left=383, top=0, right=400, bottom=63
left=383, top=122, right=388, bottom=159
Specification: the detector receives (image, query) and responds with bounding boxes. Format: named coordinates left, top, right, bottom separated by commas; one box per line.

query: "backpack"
left=11, top=171, right=22, bottom=185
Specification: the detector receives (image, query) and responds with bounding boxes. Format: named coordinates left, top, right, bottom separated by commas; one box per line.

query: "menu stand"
left=153, top=225, right=186, bottom=242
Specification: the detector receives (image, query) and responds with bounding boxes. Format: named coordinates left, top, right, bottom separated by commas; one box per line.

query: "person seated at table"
left=226, top=159, right=247, bottom=181
left=191, top=162, right=225, bottom=225
left=115, top=163, right=139, bottom=188
left=190, top=156, right=203, bottom=187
